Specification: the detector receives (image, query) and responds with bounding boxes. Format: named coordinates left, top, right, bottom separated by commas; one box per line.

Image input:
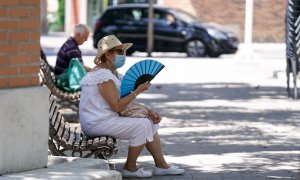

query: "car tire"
left=186, top=40, right=206, bottom=57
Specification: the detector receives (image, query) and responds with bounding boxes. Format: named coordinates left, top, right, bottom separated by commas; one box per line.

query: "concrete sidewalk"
left=109, top=57, right=300, bottom=180
left=41, top=34, right=300, bottom=179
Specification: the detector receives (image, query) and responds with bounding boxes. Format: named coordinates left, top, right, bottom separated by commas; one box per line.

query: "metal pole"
left=244, top=0, right=253, bottom=60
left=147, top=0, right=154, bottom=57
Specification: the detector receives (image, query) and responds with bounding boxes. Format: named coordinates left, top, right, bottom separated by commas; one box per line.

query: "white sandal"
left=122, top=167, right=152, bottom=178
left=153, top=165, right=185, bottom=175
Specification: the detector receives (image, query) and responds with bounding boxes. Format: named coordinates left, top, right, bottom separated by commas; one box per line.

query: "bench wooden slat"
left=53, top=113, right=62, bottom=135
left=60, top=123, right=70, bottom=148
left=87, top=139, right=94, bottom=149
left=66, top=126, right=76, bottom=149
left=81, top=135, right=88, bottom=151
left=93, top=137, right=100, bottom=147
left=73, top=127, right=82, bottom=150
left=49, top=100, right=57, bottom=119
left=55, top=119, right=65, bottom=141
left=99, top=137, right=106, bottom=145
left=49, top=110, right=58, bottom=137
left=50, top=108, right=59, bottom=127
left=107, top=136, right=115, bottom=148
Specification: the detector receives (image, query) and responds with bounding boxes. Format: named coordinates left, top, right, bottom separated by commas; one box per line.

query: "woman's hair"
left=94, top=55, right=105, bottom=65
left=73, top=24, right=89, bottom=36
left=94, top=48, right=116, bottom=65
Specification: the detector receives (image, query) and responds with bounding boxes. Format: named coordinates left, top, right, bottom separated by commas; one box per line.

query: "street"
left=42, top=35, right=300, bottom=179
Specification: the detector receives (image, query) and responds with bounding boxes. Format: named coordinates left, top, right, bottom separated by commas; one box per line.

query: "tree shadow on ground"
left=143, top=82, right=288, bottom=102
left=112, top=82, right=300, bottom=180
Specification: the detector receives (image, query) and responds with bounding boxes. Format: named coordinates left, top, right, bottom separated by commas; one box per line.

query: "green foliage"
left=57, top=0, right=65, bottom=27
left=49, top=0, right=65, bottom=32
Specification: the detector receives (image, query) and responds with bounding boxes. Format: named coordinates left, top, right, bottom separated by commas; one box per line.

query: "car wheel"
left=186, top=40, right=206, bottom=57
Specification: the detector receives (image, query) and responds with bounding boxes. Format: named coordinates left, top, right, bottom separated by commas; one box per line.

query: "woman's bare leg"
left=146, top=132, right=169, bottom=168
left=124, top=144, right=145, bottom=171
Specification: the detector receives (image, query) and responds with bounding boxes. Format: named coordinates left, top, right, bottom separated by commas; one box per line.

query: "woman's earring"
left=94, top=57, right=101, bottom=65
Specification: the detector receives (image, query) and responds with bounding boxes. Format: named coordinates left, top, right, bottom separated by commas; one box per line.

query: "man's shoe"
left=122, top=168, right=152, bottom=178
left=153, top=165, right=185, bottom=176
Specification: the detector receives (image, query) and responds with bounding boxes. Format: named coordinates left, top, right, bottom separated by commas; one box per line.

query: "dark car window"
left=104, top=8, right=144, bottom=25
left=152, top=9, right=175, bottom=27
left=101, top=10, right=112, bottom=24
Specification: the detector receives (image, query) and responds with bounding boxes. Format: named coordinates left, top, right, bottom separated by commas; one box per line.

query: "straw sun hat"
left=94, top=35, right=133, bottom=64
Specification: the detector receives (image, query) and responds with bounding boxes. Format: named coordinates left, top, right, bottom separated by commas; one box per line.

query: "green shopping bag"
left=55, top=58, right=87, bottom=92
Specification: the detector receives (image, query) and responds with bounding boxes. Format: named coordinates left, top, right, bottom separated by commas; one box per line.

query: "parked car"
left=93, top=4, right=239, bottom=57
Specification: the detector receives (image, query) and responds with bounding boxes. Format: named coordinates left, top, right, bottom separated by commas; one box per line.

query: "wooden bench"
left=48, top=95, right=118, bottom=159
left=40, top=57, right=118, bottom=159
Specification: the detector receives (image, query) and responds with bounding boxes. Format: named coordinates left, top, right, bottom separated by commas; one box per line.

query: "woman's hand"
left=149, top=110, right=161, bottom=124
left=135, top=81, right=151, bottom=95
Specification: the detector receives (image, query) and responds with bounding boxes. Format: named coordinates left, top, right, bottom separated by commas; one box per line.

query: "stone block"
left=0, top=87, right=49, bottom=174
left=1, top=167, right=122, bottom=180
left=47, top=156, right=109, bottom=170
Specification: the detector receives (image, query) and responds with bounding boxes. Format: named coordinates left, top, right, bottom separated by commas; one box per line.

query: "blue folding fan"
left=120, top=59, right=165, bottom=98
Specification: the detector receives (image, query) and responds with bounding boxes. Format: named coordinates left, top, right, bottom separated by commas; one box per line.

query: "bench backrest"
left=48, top=96, right=118, bottom=158
left=40, top=57, right=80, bottom=101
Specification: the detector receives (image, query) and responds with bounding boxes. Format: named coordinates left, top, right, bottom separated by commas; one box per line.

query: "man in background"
left=54, top=24, right=92, bottom=76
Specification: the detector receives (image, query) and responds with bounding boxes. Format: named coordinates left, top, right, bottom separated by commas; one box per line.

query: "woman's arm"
left=98, top=80, right=151, bottom=113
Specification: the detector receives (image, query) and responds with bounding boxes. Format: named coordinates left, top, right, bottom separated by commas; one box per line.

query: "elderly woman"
left=79, top=35, right=184, bottom=178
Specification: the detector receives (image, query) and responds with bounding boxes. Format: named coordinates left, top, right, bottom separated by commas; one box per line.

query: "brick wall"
left=0, top=0, right=40, bottom=89
left=163, top=0, right=286, bottom=43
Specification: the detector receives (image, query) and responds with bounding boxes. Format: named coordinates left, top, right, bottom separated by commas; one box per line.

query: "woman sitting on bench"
left=79, top=35, right=185, bottom=178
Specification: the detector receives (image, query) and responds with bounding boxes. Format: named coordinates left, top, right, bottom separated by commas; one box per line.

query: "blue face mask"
left=113, top=55, right=126, bottom=68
